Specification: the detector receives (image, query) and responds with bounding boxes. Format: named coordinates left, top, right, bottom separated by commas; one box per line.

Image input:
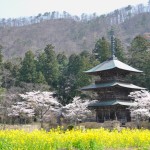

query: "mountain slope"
left=0, top=12, right=150, bottom=58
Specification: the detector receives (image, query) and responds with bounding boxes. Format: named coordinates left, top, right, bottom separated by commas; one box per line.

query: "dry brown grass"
left=79, top=121, right=121, bottom=130
left=79, top=122, right=103, bottom=129
left=0, top=123, right=41, bottom=131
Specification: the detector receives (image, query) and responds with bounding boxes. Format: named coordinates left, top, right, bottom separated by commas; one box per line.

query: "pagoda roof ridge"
left=88, top=99, right=135, bottom=107
left=84, top=57, right=143, bottom=74
left=81, top=81, right=145, bottom=91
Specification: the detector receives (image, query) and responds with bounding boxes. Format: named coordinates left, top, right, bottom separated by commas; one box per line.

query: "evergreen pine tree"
left=43, top=44, right=59, bottom=88
left=114, top=38, right=125, bottom=61
left=19, top=50, right=37, bottom=83
left=93, top=37, right=111, bottom=62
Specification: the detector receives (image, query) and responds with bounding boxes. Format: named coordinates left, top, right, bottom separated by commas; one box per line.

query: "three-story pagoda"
left=81, top=32, right=145, bottom=124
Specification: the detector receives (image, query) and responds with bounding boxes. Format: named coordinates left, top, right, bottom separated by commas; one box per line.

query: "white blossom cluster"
left=20, top=91, right=60, bottom=107
left=8, top=91, right=61, bottom=119
left=129, top=90, right=150, bottom=120
left=8, top=101, right=34, bottom=117
left=62, top=97, right=92, bottom=122
left=8, top=91, right=94, bottom=124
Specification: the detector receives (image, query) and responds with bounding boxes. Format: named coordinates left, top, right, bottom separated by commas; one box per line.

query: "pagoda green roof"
left=85, top=57, right=142, bottom=74
left=88, top=100, right=135, bottom=107
left=81, top=81, right=145, bottom=91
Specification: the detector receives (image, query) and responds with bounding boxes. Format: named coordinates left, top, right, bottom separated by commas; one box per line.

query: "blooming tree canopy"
left=8, top=101, right=34, bottom=118
left=8, top=91, right=61, bottom=127
left=62, top=97, right=93, bottom=123
left=129, top=90, right=150, bottom=120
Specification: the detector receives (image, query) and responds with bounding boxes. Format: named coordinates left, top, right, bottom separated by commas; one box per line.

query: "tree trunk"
left=136, top=114, right=141, bottom=129
left=40, top=115, right=44, bottom=129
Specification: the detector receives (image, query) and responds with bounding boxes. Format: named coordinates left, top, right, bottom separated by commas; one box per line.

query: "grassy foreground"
left=0, top=127, right=150, bottom=150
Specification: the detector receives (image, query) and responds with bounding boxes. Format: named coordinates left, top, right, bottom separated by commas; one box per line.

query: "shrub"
left=79, top=122, right=103, bottom=129
left=67, top=124, right=74, bottom=130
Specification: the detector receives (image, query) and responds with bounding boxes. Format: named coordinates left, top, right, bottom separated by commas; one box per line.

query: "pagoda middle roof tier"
left=88, top=100, right=135, bottom=107
left=81, top=81, right=145, bottom=91
left=85, top=57, right=142, bottom=75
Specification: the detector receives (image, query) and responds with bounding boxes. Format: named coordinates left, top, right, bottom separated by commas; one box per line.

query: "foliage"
left=56, top=51, right=98, bottom=105
left=128, top=35, right=150, bottom=89
left=0, top=128, right=150, bottom=149
left=93, top=37, right=125, bottom=62
left=62, top=97, right=92, bottom=123
left=8, top=101, right=35, bottom=118
left=0, top=87, right=24, bottom=125
left=9, top=91, right=61, bottom=127
left=0, top=45, right=3, bottom=66
left=129, top=90, right=150, bottom=120
left=2, top=58, right=22, bottom=87
left=93, top=37, right=110, bottom=62
left=114, top=38, right=125, bottom=61
left=19, top=50, right=37, bottom=83
left=0, top=34, right=149, bottom=107
left=42, top=44, right=60, bottom=88
left=0, top=3, right=150, bottom=58
left=36, top=71, right=47, bottom=84
left=79, top=122, right=103, bottom=129
left=129, top=35, right=149, bottom=53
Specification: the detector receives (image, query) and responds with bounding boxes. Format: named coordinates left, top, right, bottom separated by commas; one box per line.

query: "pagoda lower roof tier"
left=84, top=57, right=142, bottom=75
left=88, top=100, right=135, bottom=107
left=81, top=81, right=145, bottom=91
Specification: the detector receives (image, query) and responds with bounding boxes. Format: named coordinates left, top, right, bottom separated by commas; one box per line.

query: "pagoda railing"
left=95, top=77, right=129, bottom=84
left=97, top=95, right=130, bottom=101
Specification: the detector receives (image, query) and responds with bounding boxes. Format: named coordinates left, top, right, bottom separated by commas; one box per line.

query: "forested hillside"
left=0, top=2, right=150, bottom=106
left=0, top=2, right=149, bottom=127
left=0, top=3, right=150, bottom=58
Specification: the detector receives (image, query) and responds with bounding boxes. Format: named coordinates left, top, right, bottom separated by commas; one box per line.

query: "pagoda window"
left=110, top=111, right=116, bottom=120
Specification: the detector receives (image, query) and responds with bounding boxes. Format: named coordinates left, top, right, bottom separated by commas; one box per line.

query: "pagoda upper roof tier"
left=88, top=100, right=135, bottom=107
left=84, top=57, right=142, bottom=75
left=81, top=81, right=145, bottom=91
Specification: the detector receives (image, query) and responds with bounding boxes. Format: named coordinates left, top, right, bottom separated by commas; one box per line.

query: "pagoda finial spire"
left=110, top=27, right=115, bottom=59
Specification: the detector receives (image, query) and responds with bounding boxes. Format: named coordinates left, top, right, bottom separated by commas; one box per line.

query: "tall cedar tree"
left=19, top=50, right=37, bottom=83
left=57, top=52, right=68, bottom=75
left=57, top=51, right=98, bottom=105
left=43, top=44, right=59, bottom=88
left=128, top=35, right=150, bottom=89
left=36, top=71, right=47, bottom=84
left=93, top=37, right=111, bottom=62
left=0, top=45, right=3, bottom=87
left=114, top=38, right=125, bottom=61
left=57, top=54, right=80, bottom=104
left=0, top=45, right=3, bottom=66
left=93, top=37, right=125, bottom=62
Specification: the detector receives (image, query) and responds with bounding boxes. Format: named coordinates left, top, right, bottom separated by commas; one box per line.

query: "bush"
left=125, top=122, right=137, bottom=129
left=79, top=122, right=103, bottom=129
left=103, top=121, right=120, bottom=130
left=141, top=121, right=150, bottom=129
left=67, top=124, right=74, bottom=130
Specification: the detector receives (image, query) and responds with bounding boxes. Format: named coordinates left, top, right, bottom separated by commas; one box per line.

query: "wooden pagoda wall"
left=95, top=106, right=131, bottom=124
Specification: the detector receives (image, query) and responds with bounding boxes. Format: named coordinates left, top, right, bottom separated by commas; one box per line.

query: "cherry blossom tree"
left=9, top=91, right=61, bottom=127
left=62, top=97, right=93, bottom=124
left=129, top=90, right=150, bottom=128
left=8, top=101, right=35, bottom=124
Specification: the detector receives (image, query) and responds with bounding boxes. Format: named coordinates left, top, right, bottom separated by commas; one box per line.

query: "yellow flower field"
left=0, top=127, right=150, bottom=150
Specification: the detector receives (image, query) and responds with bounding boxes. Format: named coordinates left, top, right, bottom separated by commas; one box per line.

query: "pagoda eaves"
left=81, top=81, right=145, bottom=91
left=82, top=30, right=145, bottom=123
left=84, top=57, right=142, bottom=75
left=88, top=100, right=135, bottom=107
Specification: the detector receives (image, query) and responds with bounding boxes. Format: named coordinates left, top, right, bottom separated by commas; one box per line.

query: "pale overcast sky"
left=0, top=0, right=148, bottom=19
